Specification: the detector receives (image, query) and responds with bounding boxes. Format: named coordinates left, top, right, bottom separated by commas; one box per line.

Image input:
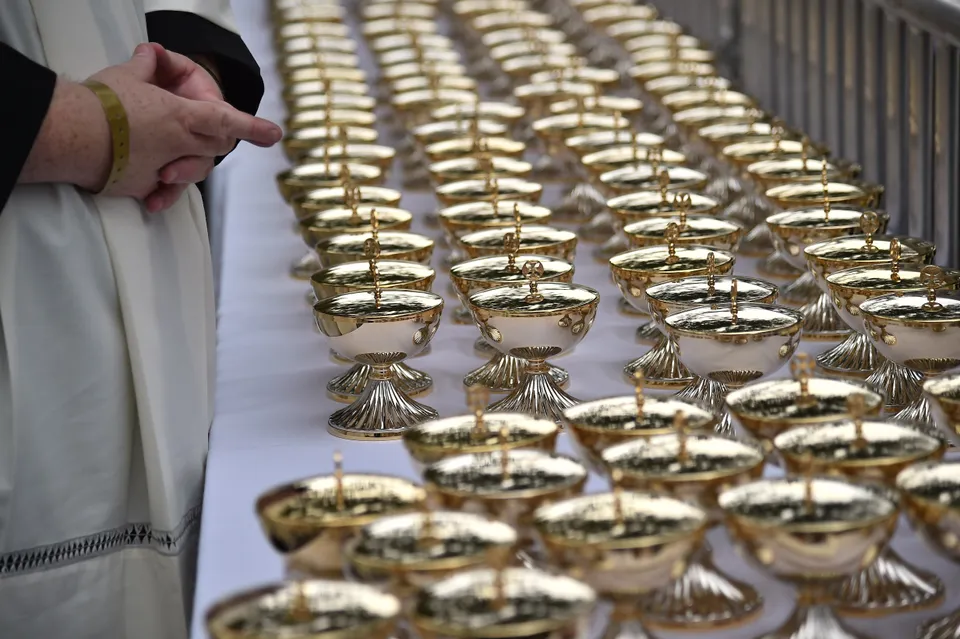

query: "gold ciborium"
left=896, top=461, right=960, bottom=638
left=805, top=213, right=936, bottom=404
left=255, top=452, right=428, bottom=577
left=644, top=259, right=779, bottom=401
left=860, top=266, right=960, bottom=431
left=465, top=260, right=600, bottom=422
left=719, top=472, right=898, bottom=639
left=283, top=125, right=379, bottom=162
left=825, top=249, right=958, bottom=414
left=300, top=142, right=396, bottom=173
left=775, top=396, right=946, bottom=615
left=725, top=353, right=884, bottom=456
left=310, top=256, right=435, bottom=402
left=403, top=387, right=558, bottom=471
left=459, top=225, right=577, bottom=263
left=424, top=135, right=526, bottom=163
left=313, top=241, right=444, bottom=439
left=562, top=371, right=718, bottom=473
left=276, top=162, right=382, bottom=203
left=623, top=194, right=743, bottom=253
left=206, top=580, right=402, bottom=639
left=435, top=177, right=543, bottom=207
left=925, top=372, right=960, bottom=446
left=410, top=564, right=597, bottom=639
left=600, top=412, right=765, bottom=629
left=534, top=474, right=708, bottom=638
left=314, top=229, right=435, bottom=268
left=451, top=237, right=575, bottom=392
left=610, top=226, right=735, bottom=389
left=665, top=280, right=805, bottom=439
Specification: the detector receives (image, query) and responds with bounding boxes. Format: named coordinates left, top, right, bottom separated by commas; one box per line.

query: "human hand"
left=79, top=43, right=281, bottom=208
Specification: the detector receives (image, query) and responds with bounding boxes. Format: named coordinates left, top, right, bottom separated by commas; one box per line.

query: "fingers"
left=125, top=43, right=159, bottom=82
left=150, top=43, right=192, bottom=87
left=184, top=100, right=283, bottom=148
left=159, top=156, right=215, bottom=185
left=144, top=182, right=189, bottom=213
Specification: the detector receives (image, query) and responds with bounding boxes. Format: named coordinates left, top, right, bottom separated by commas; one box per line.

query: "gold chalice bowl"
left=451, top=241, right=574, bottom=392
left=294, top=184, right=402, bottom=223
left=609, top=225, right=735, bottom=389
left=403, top=387, right=558, bottom=470
left=896, top=461, right=960, bottom=637
left=825, top=253, right=958, bottom=415
left=925, top=372, right=960, bottom=446
left=860, top=266, right=960, bottom=431
left=311, top=258, right=435, bottom=402
left=623, top=199, right=743, bottom=253
left=424, top=136, right=526, bottom=163
left=775, top=397, right=946, bottom=615
left=725, top=353, right=884, bottom=456
left=465, top=261, right=600, bottom=422
left=206, top=580, right=402, bottom=639
left=301, top=142, right=396, bottom=173
left=664, top=281, right=805, bottom=440
left=435, top=177, right=543, bottom=208
left=286, top=107, right=377, bottom=131
left=313, top=243, right=444, bottom=439
left=534, top=477, right=708, bottom=638
left=283, top=125, right=379, bottom=162
left=346, top=510, right=519, bottom=596
left=459, top=225, right=577, bottom=263
left=410, top=564, right=597, bottom=639
left=562, top=372, right=718, bottom=472
left=428, top=155, right=533, bottom=186
left=600, top=412, right=765, bottom=629
left=719, top=473, right=898, bottom=639
left=255, top=452, right=427, bottom=577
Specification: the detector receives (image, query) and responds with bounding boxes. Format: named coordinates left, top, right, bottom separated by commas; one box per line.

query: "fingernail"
left=134, top=43, right=149, bottom=57
left=269, top=125, right=283, bottom=142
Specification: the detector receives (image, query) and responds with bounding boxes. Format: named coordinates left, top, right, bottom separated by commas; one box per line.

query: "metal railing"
left=649, top=0, right=960, bottom=267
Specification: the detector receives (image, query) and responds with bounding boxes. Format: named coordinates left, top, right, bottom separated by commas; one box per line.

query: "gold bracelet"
left=82, top=80, right=130, bottom=191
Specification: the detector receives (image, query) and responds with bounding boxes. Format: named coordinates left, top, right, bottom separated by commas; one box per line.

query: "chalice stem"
left=578, top=207, right=618, bottom=244
left=464, top=353, right=569, bottom=393
left=452, top=303, right=474, bottom=325
left=328, top=366, right=438, bottom=439
left=781, top=271, right=821, bottom=306
left=593, top=231, right=630, bottom=263
left=326, top=363, right=432, bottom=402
left=599, top=604, right=655, bottom=639
left=634, top=320, right=660, bottom=344
left=760, top=249, right=805, bottom=279
left=834, top=547, right=943, bottom=614
left=773, top=598, right=866, bottom=639
left=816, top=332, right=883, bottom=377
left=487, top=360, right=580, bottom=423
left=675, top=377, right=736, bottom=439
left=894, top=392, right=940, bottom=439
left=623, top=334, right=693, bottom=389
left=556, top=181, right=607, bottom=225
left=798, top=292, right=852, bottom=340
left=865, top=359, right=924, bottom=412
left=290, top=250, right=322, bottom=280
left=917, top=607, right=960, bottom=639
left=644, top=542, right=761, bottom=628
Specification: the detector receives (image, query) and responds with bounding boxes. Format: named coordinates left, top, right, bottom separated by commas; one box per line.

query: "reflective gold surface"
left=206, top=581, right=401, bottom=639
left=599, top=164, right=709, bottom=195
left=296, top=207, right=412, bottom=245
left=428, top=156, right=533, bottom=184
left=301, top=143, right=396, bottom=171
left=624, top=215, right=742, bottom=252
left=660, top=88, right=751, bottom=112
left=765, top=181, right=882, bottom=209
left=450, top=254, right=575, bottom=300
left=284, top=126, right=379, bottom=160
left=411, top=568, right=596, bottom=638
left=646, top=275, right=779, bottom=324
left=424, top=136, right=526, bottom=162
left=403, top=413, right=559, bottom=465
left=310, top=261, right=434, bottom=300
left=767, top=207, right=891, bottom=271
left=276, top=162, right=382, bottom=202
left=749, top=158, right=852, bottom=189
left=315, top=231, right=434, bottom=267
left=438, top=200, right=552, bottom=238
left=411, top=119, right=508, bottom=145
left=608, top=190, right=720, bottom=222
left=460, top=226, right=577, bottom=261
left=925, top=374, right=960, bottom=444
left=897, top=461, right=960, bottom=561
left=435, top=178, right=543, bottom=206
left=582, top=145, right=687, bottom=174
left=566, top=130, right=667, bottom=156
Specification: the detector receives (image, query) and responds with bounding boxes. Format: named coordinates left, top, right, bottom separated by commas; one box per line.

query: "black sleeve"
left=146, top=10, right=265, bottom=161
left=1, top=43, right=57, bottom=212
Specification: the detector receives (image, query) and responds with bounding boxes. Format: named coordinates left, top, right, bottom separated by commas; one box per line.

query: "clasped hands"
left=85, top=42, right=282, bottom=212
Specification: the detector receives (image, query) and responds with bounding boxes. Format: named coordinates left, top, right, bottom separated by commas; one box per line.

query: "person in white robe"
left=0, top=2, right=278, bottom=637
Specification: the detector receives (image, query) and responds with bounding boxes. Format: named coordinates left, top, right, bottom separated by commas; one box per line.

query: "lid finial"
left=333, top=450, right=345, bottom=511
left=499, top=426, right=510, bottom=482
left=859, top=211, right=880, bottom=253
left=664, top=222, right=680, bottom=265
left=467, top=385, right=490, bottom=440
left=889, top=237, right=901, bottom=282
left=921, top=265, right=946, bottom=312
left=673, top=192, right=692, bottom=228
left=610, top=468, right=625, bottom=527
left=522, top=260, right=545, bottom=303
left=674, top=410, right=689, bottom=464
left=791, top=353, right=816, bottom=406
left=364, top=236, right=382, bottom=307
left=706, top=252, right=717, bottom=296
left=801, top=451, right=815, bottom=515
left=848, top=394, right=867, bottom=450
left=633, top=368, right=645, bottom=416
left=730, top=278, right=739, bottom=324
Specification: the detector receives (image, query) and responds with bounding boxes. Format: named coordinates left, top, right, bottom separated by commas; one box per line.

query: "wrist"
left=70, top=81, right=113, bottom=191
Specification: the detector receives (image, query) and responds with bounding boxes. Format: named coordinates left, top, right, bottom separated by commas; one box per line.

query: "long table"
left=191, top=1, right=960, bottom=636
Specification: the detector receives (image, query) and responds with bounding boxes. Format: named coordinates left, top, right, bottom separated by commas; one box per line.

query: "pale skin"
left=18, top=42, right=282, bottom=212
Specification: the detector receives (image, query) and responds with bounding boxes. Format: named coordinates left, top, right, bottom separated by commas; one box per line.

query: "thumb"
left=125, top=43, right=158, bottom=81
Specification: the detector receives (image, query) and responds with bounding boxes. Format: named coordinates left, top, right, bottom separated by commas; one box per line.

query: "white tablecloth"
left=191, top=1, right=960, bottom=636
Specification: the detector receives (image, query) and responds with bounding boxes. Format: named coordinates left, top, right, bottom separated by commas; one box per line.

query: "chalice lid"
left=348, top=512, right=518, bottom=571
left=775, top=420, right=942, bottom=467
left=529, top=66, right=620, bottom=86
left=429, top=157, right=532, bottom=180
left=436, top=178, right=542, bottom=200
left=298, top=207, right=411, bottom=233
left=278, top=162, right=381, bottom=188
left=665, top=302, right=804, bottom=338
left=725, top=378, right=884, bottom=426
left=624, top=215, right=740, bottom=243
left=314, top=289, right=443, bottom=320
left=551, top=95, right=643, bottom=115
left=206, top=580, right=402, bottom=638
left=287, top=125, right=379, bottom=145
left=424, top=450, right=587, bottom=499
left=316, top=231, right=433, bottom=257
left=827, top=264, right=960, bottom=295
left=602, top=433, right=764, bottom=482
left=412, top=568, right=596, bottom=638
left=600, top=164, right=708, bottom=191
left=287, top=108, right=376, bottom=128
left=767, top=207, right=888, bottom=234
left=514, top=80, right=596, bottom=102
left=534, top=491, right=707, bottom=546
left=404, top=413, right=558, bottom=454
left=468, top=280, right=598, bottom=315
left=431, top=101, right=525, bottom=122
left=413, top=118, right=507, bottom=141
left=607, top=190, right=718, bottom=216
left=426, top=137, right=526, bottom=158
left=748, top=157, right=847, bottom=184
left=660, top=87, right=750, bottom=111
left=291, top=93, right=374, bottom=111
left=897, top=461, right=960, bottom=509
left=392, top=87, right=477, bottom=110
left=566, top=130, right=665, bottom=154
left=451, top=254, right=573, bottom=285
left=609, top=245, right=735, bottom=276
left=646, top=275, right=777, bottom=311
left=311, top=260, right=433, bottom=290
left=610, top=19, right=683, bottom=41
left=722, top=138, right=824, bottom=163
left=532, top=112, right=631, bottom=135
left=645, top=74, right=730, bottom=98
left=297, top=185, right=402, bottom=208
left=563, top=395, right=716, bottom=434
left=765, top=180, right=876, bottom=205
left=672, top=104, right=765, bottom=127
left=697, top=121, right=793, bottom=145
left=582, top=145, right=687, bottom=168
left=302, top=143, right=395, bottom=163
left=439, top=200, right=551, bottom=229
left=859, top=289, right=960, bottom=324
left=625, top=34, right=702, bottom=53
left=460, top=226, right=576, bottom=252
left=804, top=233, right=935, bottom=268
